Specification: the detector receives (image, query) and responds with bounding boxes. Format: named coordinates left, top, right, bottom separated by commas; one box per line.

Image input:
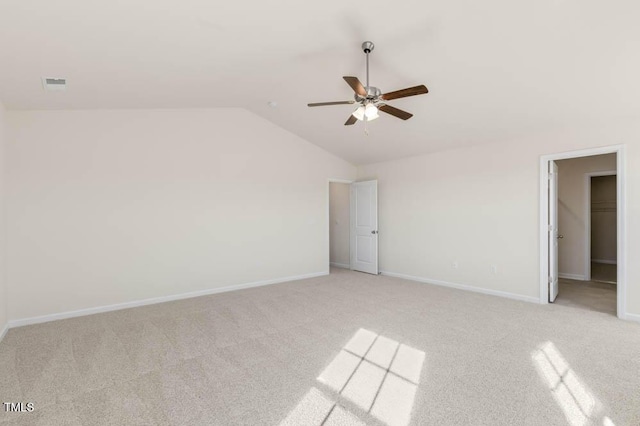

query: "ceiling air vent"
left=42, top=77, right=67, bottom=91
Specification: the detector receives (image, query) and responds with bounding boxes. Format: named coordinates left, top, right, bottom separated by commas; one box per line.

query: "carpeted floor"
left=1, top=268, right=639, bottom=426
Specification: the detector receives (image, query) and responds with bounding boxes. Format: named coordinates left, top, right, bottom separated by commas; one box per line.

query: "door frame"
left=539, top=145, right=627, bottom=319
left=584, top=170, right=617, bottom=281
left=327, top=179, right=354, bottom=272
left=549, top=161, right=559, bottom=302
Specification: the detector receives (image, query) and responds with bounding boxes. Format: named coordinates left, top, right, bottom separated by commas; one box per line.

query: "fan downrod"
left=359, top=41, right=378, bottom=100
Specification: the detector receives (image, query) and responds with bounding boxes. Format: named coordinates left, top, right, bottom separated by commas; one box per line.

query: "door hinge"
left=548, top=276, right=553, bottom=284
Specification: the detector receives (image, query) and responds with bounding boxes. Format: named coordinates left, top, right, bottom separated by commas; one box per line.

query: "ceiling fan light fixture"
left=352, top=104, right=379, bottom=121
left=365, top=104, right=379, bottom=120
left=352, top=105, right=366, bottom=121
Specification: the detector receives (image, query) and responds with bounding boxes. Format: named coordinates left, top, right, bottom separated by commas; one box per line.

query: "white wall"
left=591, top=175, right=617, bottom=263
left=556, top=154, right=616, bottom=278
left=0, top=101, right=6, bottom=338
left=357, top=119, right=640, bottom=318
left=329, top=182, right=350, bottom=267
left=5, top=108, right=356, bottom=322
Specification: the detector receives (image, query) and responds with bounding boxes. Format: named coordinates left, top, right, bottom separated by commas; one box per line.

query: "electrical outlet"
left=491, top=265, right=498, bottom=274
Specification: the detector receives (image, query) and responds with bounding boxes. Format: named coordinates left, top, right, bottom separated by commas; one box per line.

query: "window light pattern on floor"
left=532, top=341, right=616, bottom=426
left=280, top=328, right=425, bottom=426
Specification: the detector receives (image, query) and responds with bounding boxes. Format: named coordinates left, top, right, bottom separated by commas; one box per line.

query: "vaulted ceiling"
left=1, top=0, right=639, bottom=164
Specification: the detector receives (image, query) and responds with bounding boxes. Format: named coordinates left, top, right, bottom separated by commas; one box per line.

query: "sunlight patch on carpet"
left=281, top=328, right=425, bottom=426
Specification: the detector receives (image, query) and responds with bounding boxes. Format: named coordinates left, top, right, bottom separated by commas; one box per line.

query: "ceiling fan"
left=307, top=41, right=429, bottom=126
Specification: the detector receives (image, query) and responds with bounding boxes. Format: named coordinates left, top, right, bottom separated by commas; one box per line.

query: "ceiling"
left=1, top=0, right=639, bottom=165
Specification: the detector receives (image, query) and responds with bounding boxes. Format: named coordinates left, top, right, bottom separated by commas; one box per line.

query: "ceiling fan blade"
left=378, top=104, right=413, bottom=120
left=308, top=101, right=355, bottom=107
left=343, top=76, right=367, bottom=97
left=344, top=115, right=358, bottom=126
left=381, top=85, right=429, bottom=101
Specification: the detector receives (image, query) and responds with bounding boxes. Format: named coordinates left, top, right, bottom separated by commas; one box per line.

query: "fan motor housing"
left=355, top=86, right=381, bottom=102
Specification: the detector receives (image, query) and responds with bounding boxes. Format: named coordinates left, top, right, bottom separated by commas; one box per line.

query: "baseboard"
left=8, top=271, right=329, bottom=329
left=380, top=271, right=540, bottom=304
left=592, top=259, right=617, bottom=265
left=624, top=313, right=640, bottom=324
left=558, top=273, right=586, bottom=281
left=330, top=262, right=350, bottom=269
left=0, top=323, right=8, bottom=343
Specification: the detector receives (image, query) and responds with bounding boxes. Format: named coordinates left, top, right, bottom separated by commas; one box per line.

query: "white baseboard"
left=8, top=271, right=328, bottom=329
left=624, top=313, right=640, bottom=324
left=559, top=273, right=586, bottom=281
left=592, top=259, right=617, bottom=265
left=0, top=323, right=8, bottom=344
left=330, top=262, right=350, bottom=269
left=380, top=271, right=540, bottom=304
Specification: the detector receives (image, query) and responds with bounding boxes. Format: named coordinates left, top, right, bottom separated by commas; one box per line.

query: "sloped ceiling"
left=1, top=0, right=639, bottom=164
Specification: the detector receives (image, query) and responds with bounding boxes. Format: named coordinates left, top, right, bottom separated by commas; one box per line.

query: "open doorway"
left=588, top=174, right=617, bottom=284
left=540, top=146, right=626, bottom=319
left=328, top=179, right=379, bottom=275
left=329, top=181, right=351, bottom=271
left=554, top=155, right=617, bottom=315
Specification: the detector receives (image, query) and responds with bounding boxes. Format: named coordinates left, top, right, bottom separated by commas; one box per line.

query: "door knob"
left=371, top=230, right=378, bottom=234
left=558, top=234, right=564, bottom=239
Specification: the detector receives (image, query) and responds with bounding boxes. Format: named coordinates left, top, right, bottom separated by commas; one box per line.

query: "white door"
left=350, top=180, right=378, bottom=274
left=549, top=161, right=559, bottom=302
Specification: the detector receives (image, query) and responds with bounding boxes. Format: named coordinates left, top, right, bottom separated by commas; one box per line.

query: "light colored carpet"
left=1, top=268, right=639, bottom=426
left=555, top=278, right=617, bottom=316
left=591, top=262, right=617, bottom=284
